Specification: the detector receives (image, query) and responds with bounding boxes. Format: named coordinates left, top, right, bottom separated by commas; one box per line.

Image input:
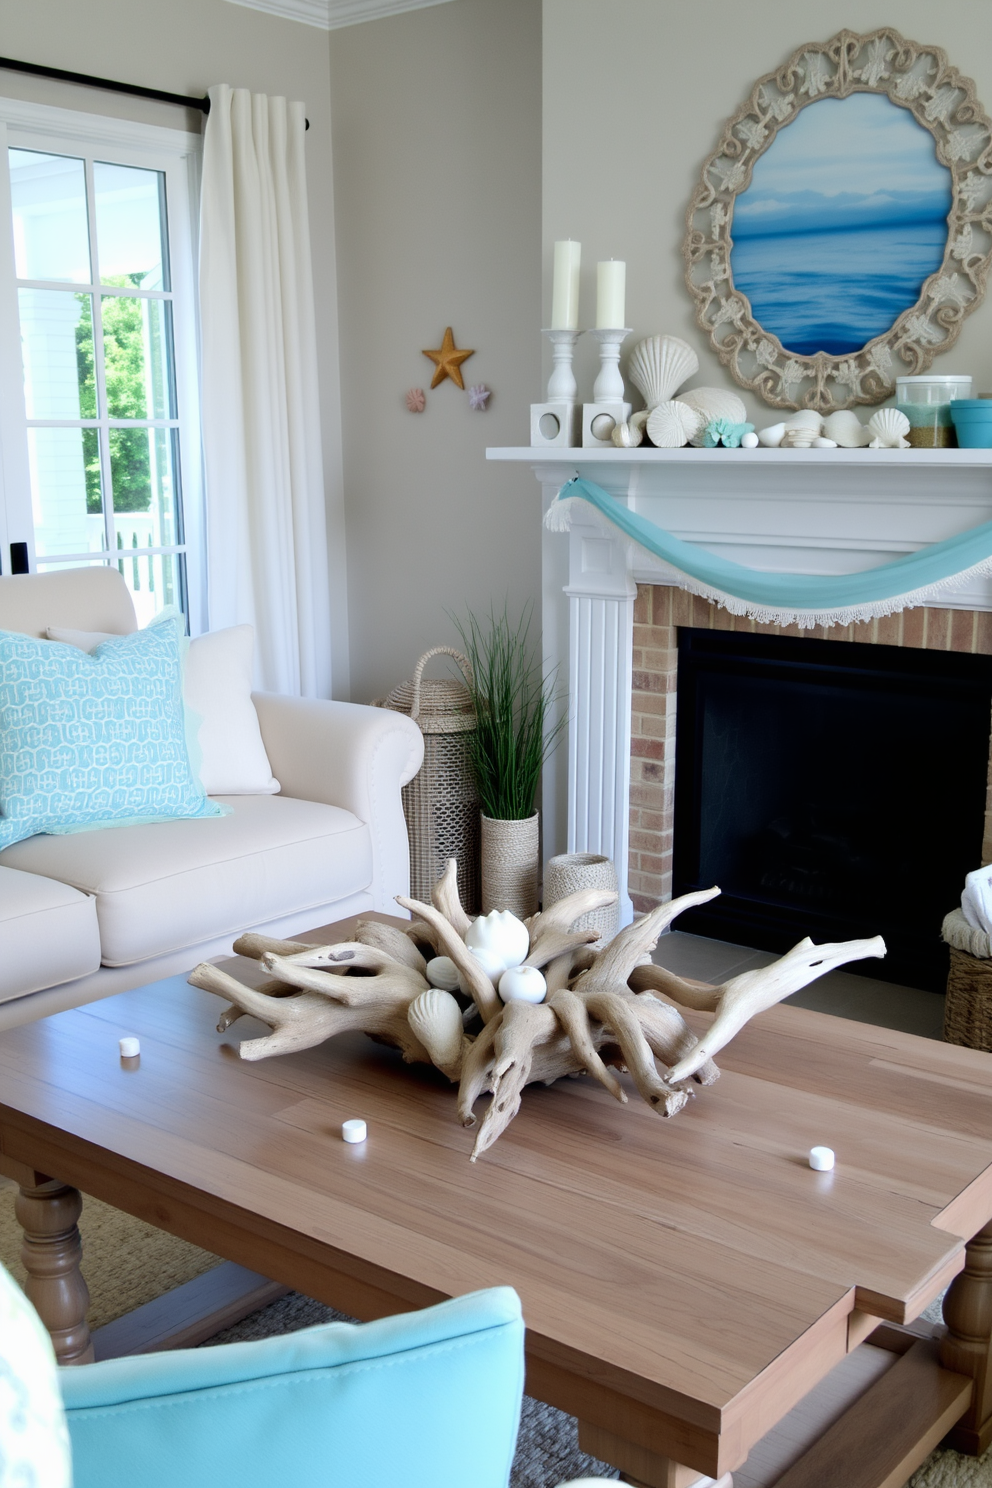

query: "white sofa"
left=0, top=569, right=423, bottom=1028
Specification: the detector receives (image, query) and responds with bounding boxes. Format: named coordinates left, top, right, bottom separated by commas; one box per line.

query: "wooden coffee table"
left=2, top=915, right=992, bottom=1488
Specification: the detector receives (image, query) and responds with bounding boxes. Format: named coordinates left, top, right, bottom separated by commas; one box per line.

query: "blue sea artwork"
left=730, top=93, right=953, bottom=357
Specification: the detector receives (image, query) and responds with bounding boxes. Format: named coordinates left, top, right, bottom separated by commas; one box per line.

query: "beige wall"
left=0, top=0, right=350, bottom=693
left=330, top=0, right=542, bottom=704
left=544, top=0, right=992, bottom=416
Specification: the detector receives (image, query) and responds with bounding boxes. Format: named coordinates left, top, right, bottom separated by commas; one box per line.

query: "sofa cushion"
left=0, top=797, right=372, bottom=967
left=0, top=615, right=224, bottom=850
left=0, top=866, right=101, bottom=1004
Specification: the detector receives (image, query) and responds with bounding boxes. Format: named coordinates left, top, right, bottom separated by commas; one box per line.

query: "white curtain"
left=199, top=84, right=332, bottom=698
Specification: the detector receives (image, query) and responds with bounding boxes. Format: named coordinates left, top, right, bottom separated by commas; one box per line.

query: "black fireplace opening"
left=672, top=627, right=992, bottom=992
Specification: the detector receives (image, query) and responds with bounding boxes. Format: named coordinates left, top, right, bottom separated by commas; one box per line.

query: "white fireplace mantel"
left=487, top=446, right=992, bottom=925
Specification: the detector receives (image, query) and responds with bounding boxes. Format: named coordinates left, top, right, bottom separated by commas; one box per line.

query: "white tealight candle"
left=119, top=1036, right=140, bottom=1059
left=342, top=1119, right=367, bottom=1144
left=551, top=240, right=581, bottom=330
left=809, top=1145, right=835, bottom=1171
left=596, top=259, right=626, bottom=329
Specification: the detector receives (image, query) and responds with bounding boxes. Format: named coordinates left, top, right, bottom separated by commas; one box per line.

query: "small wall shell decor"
left=467, top=384, right=491, bottom=410
left=628, top=335, right=699, bottom=409
left=406, top=387, right=426, bottom=413
left=867, top=407, right=911, bottom=447
left=646, top=400, right=704, bottom=449
left=778, top=410, right=823, bottom=448
left=612, top=419, right=644, bottom=448
left=678, top=387, right=748, bottom=445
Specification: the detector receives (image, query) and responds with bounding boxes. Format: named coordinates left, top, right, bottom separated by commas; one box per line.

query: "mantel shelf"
left=487, top=445, right=992, bottom=469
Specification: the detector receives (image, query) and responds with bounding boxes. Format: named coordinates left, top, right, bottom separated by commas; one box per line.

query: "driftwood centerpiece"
left=189, top=861, right=885, bottom=1160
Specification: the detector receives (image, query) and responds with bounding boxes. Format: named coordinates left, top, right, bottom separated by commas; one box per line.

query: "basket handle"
left=409, top=647, right=475, bottom=721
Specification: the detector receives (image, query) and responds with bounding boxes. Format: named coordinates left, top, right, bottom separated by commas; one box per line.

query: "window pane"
left=110, top=427, right=180, bottom=549
left=18, top=289, right=96, bottom=418
left=94, top=162, right=169, bottom=290
left=102, top=294, right=173, bottom=419
left=27, top=427, right=106, bottom=557
left=9, top=149, right=91, bottom=283
left=113, top=545, right=183, bottom=626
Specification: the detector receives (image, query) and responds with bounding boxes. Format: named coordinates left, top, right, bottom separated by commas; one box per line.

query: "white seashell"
left=822, top=409, right=870, bottom=448
left=498, top=965, right=548, bottom=1005
left=780, top=427, right=817, bottom=448
left=457, top=946, right=506, bottom=994
left=408, top=988, right=464, bottom=1070
left=783, top=410, right=823, bottom=432
left=630, top=410, right=650, bottom=432
left=740, top=430, right=759, bottom=448
left=645, top=400, right=703, bottom=448
left=758, top=422, right=785, bottom=447
left=628, top=335, right=699, bottom=409
left=813, top=436, right=838, bottom=448
left=678, top=387, right=748, bottom=445
left=465, top=910, right=530, bottom=971
left=426, top=955, right=460, bottom=992
left=866, top=407, right=911, bottom=449
left=612, top=419, right=643, bottom=448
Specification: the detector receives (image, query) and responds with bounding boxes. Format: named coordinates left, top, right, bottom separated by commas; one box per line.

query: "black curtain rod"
left=0, top=57, right=309, bottom=129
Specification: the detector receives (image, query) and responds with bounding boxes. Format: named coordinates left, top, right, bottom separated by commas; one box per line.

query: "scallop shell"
left=628, top=335, right=699, bottom=409
left=612, top=419, right=643, bottom=448
left=646, top=399, right=703, bottom=448
left=407, top=988, right=463, bottom=1071
left=678, top=387, right=748, bottom=445
left=822, top=409, right=870, bottom=448
left=867, top=407, right=911, bottom=449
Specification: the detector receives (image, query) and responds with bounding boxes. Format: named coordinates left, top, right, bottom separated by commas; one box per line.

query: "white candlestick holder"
left=531, top=328, right=582, bottom=448
left=582, top=327, right=631, bottom=448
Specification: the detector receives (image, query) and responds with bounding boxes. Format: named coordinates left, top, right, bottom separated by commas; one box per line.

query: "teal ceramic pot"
left=950, top=401, right=992, bottom=449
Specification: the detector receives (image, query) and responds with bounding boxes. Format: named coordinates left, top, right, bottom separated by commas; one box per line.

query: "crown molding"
left=225, top=0, right=456, bottom=30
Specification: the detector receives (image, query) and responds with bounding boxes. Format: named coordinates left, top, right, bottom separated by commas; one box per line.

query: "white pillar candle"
left=119, top=1036, right=140, bottom=1058
left=809, top=1145, right=835, bottom=1171
left=596, top=259, right=626, bottom=329
left=551, top=240, right=581, bottom=330
left=342, top=1119, right=367, bottom=1144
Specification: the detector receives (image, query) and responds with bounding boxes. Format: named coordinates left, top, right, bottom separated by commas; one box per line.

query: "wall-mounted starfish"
left=422, top=327, right=474, bottom=389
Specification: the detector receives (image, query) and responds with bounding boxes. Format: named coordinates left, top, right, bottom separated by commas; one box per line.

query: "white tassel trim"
left=544, top=495, right=992, bottom=629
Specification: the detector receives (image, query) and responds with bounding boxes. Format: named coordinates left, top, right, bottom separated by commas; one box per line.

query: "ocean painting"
left=730, top=93, right=953, bottom=356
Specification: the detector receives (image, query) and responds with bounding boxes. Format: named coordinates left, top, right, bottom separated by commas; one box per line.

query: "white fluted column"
left=564, top=508, right=635, bottom=925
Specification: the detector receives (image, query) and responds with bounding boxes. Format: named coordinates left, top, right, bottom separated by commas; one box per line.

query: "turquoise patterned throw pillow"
left=0, top=613, right=224, bottom=850
left=0, top=1259, right=72, bottom=1488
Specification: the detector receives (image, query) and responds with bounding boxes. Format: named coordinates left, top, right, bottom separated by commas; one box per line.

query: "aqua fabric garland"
left=545, top=477, right=992, bottom=628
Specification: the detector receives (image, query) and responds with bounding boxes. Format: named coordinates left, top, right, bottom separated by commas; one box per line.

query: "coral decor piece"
left=422, top=327, right=475, bottom=389
left=189, top=860, right=885, bottom=1162
left=467, top=383, right=492, bottom=410
left=405, top=387, right=426, bottom=413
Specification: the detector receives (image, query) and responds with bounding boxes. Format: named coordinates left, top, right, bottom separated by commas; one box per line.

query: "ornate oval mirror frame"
left=684, top=30, right=992, bottom=412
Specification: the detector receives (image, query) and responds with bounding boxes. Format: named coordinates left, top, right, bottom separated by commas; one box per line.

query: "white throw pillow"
left=47, top=622, right=280, bottom=796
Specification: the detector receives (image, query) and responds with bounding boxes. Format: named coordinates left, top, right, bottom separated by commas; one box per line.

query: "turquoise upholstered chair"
left=0, top=1261, right=526, bottom=1488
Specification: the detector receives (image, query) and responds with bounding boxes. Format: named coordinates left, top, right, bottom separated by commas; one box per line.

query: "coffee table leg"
left=15, top=1177, right=94, bottom=1365
left=940, top=1219, right=992, bottom=1455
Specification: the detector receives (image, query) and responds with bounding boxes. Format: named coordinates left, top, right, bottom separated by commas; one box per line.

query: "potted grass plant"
left=454, top=603, right=566, bottom=917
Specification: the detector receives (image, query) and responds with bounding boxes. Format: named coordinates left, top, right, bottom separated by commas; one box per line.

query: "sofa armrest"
left=251, top=694, right=423, bottom=913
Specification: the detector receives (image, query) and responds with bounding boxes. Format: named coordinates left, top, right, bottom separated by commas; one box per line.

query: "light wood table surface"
left=3, top=916, right=992, bottom=1488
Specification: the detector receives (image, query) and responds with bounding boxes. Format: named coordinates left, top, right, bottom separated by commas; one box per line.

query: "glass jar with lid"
left=895, top=375, right=973, bottom=447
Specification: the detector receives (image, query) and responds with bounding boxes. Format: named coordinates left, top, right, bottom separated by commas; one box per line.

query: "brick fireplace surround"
left=630, top=586, right=992, bottom=914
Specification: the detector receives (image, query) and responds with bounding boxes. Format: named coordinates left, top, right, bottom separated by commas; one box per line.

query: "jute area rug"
left=0, top=1183, right=984, bottom=1486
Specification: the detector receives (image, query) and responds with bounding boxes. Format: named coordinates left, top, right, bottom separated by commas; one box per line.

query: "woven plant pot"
left=544, top=853, right=619, bottom=942
left=481, top=812, right=539, bottom=918
left=374, top=648, right=480, bottom=913
left=943, top=908, right=992, bottom=1050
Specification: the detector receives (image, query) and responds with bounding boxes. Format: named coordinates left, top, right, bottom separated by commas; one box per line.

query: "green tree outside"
left=75, top=275, right=161, bottom=514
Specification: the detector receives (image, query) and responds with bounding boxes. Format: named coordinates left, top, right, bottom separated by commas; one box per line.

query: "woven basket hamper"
left=374, top=648, right=480, bottom=913
left=942, top=908, right=992, bottom=1050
